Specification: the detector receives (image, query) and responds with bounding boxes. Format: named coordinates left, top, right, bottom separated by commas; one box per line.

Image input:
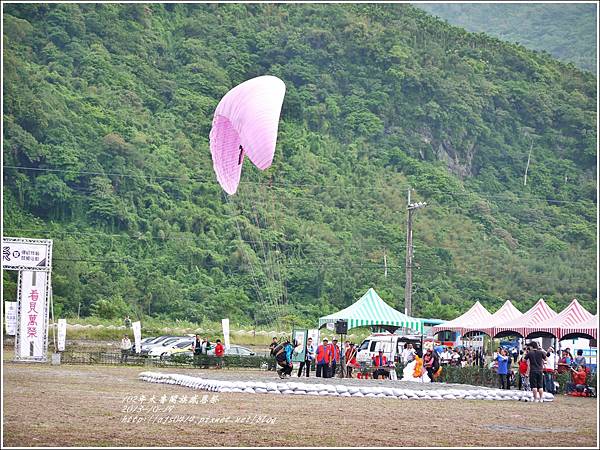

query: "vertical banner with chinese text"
left=222, top=318, right=230, bottom=350
left=57, top=319, right=67, bottom=351
left=132, top=321, right=142, bottom=354
left=17, top=271, right=48, bottom=359
left=5, top=301, right=17, bottom=335
left=291, top=329, right=308, bottom=363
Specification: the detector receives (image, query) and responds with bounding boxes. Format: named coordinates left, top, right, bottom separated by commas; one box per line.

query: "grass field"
left=2, top=363, right=598, bottom=447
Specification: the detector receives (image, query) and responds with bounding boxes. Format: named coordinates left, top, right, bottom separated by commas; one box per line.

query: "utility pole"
left=404, top=188, right=427, bottom=316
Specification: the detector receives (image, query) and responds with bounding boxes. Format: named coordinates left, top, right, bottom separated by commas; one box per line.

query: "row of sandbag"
left=138, top=372, right=554, bottom=402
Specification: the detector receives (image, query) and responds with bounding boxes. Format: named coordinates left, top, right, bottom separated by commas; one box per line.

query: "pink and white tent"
left=493, top=298, right=557, bottom=338
left=528, top=299, right=594, bottom=339
left=462, top=300, right=523, bottom=337
left=559, top=314, right=598, bottom=340
left=432, top=301, right=492, bottom=336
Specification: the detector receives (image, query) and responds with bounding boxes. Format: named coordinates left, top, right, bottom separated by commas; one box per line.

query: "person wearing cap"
left=329, top=338, right=341, bottom=378
left=372, top=350, right=389, bottom=379
left=345, top=342, right=358, bottom=378
left=315, top=338, right=332, bottom=378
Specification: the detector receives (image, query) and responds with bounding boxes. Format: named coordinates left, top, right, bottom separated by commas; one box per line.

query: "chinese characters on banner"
left=2, top=240, right=49, bottom=270
left=18, top=270, right=48, bottom=359
left=57, top=318, right=67, bottom=351
left=5, top=302, right=17, bottom=335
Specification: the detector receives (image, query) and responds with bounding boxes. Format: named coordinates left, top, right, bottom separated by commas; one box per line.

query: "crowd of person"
left=268, top=337, right=375, bottom=379
left=437, top=346, right=486, bottom=368
left=490, top=343, right=593, bottom=399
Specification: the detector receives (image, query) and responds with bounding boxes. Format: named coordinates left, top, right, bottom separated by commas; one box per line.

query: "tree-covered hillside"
left=415, top=2, right=597, bottom=73
left=2, top=3, right=597, bottom=327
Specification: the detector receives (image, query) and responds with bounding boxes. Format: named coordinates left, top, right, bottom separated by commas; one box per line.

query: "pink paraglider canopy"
left=209, top=75, right=286, bottom=195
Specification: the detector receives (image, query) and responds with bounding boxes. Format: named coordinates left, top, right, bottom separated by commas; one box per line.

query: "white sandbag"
left=348, top=387, right=360, bottom=394
left=443, top=394, right=456, bottom=400
left=336, top=385, right=349, bottom=393
left=365, top=393, right=377, bottom=398
left=255, top=388, right=268, bottom=394
left=293, top=390, right=306, bottom=395
left=243, top=387, right=256, bottom=394
left=307, top=391, right=320, bottom=396
left=281, top=390, right=295, bottom=395
left=352, top=392, right=364, bottom=397
left=381, top=388, right=394, bottom=396
left=340, top=392, right=352, bottom=397
left=318, top=391, right=330, bottom=396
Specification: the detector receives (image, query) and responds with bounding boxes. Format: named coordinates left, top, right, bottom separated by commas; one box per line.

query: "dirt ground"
left=2, top=363, right=598, bottom=447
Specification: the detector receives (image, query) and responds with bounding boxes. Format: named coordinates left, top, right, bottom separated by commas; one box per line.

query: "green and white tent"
left=318, top=288, right=424, bottom=333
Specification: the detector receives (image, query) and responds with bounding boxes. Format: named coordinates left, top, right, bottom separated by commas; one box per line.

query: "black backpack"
left=271, top=343, right=284, bottom=357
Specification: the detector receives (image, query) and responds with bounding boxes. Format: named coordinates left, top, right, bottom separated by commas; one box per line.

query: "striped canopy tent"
left=318, top=288, right=423, bottom=333
left=431, top=301, right=492, bottom=336
left=493, top=298, right=557, bottom=338
left=527, top=299, right=594, bottom=339
left=462, top=300, right=523, bottom=337
left=560, top=314, right=598, bottom=340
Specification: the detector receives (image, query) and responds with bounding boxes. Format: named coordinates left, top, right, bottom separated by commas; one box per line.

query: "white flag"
left=132, top=321, right=142, bottom=354
left=222, top=318, right=230, bottom=350
left=5, top=302, right=17, bottom=335
left=57, top=319, right=67, bottom=351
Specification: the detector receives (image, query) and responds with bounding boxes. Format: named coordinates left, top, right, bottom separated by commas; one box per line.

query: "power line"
left=43, top=254, right=595, bottom=283
left=3, top=164, right=594, bottom=205
left=3, top=227, right=593, bottom=261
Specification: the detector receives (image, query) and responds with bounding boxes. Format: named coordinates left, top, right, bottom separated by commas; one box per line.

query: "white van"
left=356, top=333, right=425, bottom=365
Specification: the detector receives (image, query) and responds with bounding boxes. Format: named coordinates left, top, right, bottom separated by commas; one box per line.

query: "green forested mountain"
left=415, top=2, right=597, bottom=73
left=2, top=3, right=597, bottom=327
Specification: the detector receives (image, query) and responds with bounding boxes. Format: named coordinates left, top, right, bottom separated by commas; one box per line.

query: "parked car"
left=140, top=336, right=181, bottom=356
left=207, top=345, right=256, bottom=356
left=147, top=338, right=194, bottom=359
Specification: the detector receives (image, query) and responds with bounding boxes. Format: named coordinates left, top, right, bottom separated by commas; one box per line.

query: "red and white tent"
left=528, top=299, right=594, bottom=339
left=462, top=300, right=523, bottom=337
left=432, top=301, right=492, bottom=336
left=559, top=314, right=598, bottom=340
left=493, top=298, right=557, bottom=338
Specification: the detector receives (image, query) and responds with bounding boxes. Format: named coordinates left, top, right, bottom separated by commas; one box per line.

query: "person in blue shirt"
left=276, top=338, right=294, bottom=379
left=496, top=348, right=510, bottom=389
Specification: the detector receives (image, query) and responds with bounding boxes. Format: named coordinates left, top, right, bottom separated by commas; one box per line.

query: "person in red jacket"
left=214, top=339, right=225, bottom=369
left=329, top=338, right=341, bottom=378
left=315, top=338, right=331, bottom=378
left=566, top=365, right=587, bottom=394
left=372, top=350, right=389, bottom=379
left=345, top=343, right=358, bottom=378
